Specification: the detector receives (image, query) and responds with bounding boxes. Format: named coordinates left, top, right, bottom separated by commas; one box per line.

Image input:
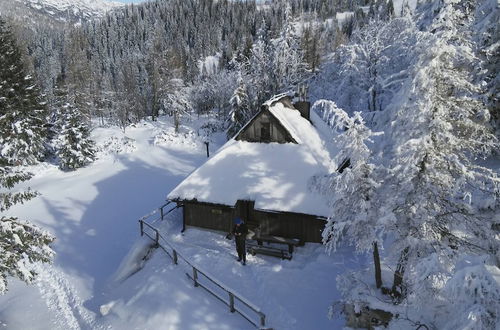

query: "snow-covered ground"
left=0, top=116, right=364, bottom=329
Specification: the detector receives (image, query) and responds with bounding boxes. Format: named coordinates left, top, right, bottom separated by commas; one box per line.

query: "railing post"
left=228, top=292, right=235, bottom=313
left=155, top=230, right=159, bottom=247
left=173, top=249, right=178, bottom=265
left=160, top=206, right=164, bottom=221
left=192, top=267, right=199, bottom=287
left=139, top=220, right=144, bottom=236
left=259, top=313, right=266, bottom=327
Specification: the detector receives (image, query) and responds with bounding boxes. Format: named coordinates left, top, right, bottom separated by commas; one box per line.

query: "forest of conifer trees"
left=0, top=0, right=498, bottom=328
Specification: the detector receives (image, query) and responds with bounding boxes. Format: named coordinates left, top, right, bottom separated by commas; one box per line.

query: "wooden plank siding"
left=236, top=109, right=297, bottom=144
left=183, top=201, right=235, bottom=233
left=253, top=209, right=326, bottom=243
left=181, top=200, right=327, bottom=243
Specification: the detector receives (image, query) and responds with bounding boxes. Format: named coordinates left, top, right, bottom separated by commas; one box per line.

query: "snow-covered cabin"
left=168, top=95, right=336, bottom=242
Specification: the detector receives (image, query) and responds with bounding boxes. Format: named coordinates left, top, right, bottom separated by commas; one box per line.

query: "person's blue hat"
left=233, top=218, right=243, bottom=225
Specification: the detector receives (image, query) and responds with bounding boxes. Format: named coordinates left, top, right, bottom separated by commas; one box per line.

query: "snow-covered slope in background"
left=0, top=0, right=123, bottom=25
left=23, top=0, right=122, bottom=14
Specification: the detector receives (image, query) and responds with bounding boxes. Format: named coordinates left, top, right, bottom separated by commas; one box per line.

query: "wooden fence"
left=139, top=201, right=177, bottom=225
left=139, top=211, right=268, bottom=329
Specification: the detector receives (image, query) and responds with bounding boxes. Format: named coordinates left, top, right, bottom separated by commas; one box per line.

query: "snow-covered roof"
left=168, top=98, right=337, bottom=217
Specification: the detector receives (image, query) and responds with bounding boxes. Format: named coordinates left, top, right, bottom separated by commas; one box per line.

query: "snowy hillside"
left=0, top=0, right=122, bottom=24
left=0, top=117, right=358, bottom=329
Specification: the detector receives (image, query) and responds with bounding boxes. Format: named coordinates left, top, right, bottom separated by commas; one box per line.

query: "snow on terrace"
left=103, top=208, right=364, bottom=330
left=168, top=100, right=337, bottom=217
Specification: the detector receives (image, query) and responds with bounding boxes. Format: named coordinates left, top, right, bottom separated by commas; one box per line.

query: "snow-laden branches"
left=315, top=1, right=500, bottom=327
left=0, top=17, right=55, bottom=295
left=0, top=163, right=55, bottom=295
left=0, top=217, right=55, bottom=295
left=312, top=100, right=385, bottom=254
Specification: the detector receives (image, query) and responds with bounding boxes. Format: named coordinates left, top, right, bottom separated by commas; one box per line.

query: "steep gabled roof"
left=167, top=96, right=338, bottom=217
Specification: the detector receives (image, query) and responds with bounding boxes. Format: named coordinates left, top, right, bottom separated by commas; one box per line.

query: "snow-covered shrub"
left=153, top=128, right=201, bottom=151
left=96, top=136, right=137, bottom=156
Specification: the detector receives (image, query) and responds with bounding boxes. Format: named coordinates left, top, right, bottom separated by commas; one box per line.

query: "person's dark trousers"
left=236, top=238, right=246, bottom=263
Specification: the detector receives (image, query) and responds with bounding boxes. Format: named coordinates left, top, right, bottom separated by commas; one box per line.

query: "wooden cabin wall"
left=184, top=201, right=235, bottom=233
left=183, top=201, right=326, bottom=243
left=253, top=209, right=326, bottom=243
left=236, top=110, right=295, bottom=143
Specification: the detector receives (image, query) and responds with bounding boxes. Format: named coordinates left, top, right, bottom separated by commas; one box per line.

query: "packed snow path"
left=0, top=118, right=364, bottom=329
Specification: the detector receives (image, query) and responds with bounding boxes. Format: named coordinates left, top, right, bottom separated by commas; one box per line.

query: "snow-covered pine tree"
left=473, top=0, right=500, bottom=137
left=227, top=74, right=252, bottom=139
left=52, top=82, right=95, bottom=171
left=313, top=100, right=384, bottom=256
left=301, top=20, right=321, bottom=73
left=273, top=3, right=306, bottom=92
left=315, top=0, right=500, bottom=327
left=0, top=17, right=48, bottom=165
left=0, top=159, right=55, bottom=294
left=248, top=19, right=274, bottom=107
left=162, top=80, right=192, bottom=133
left=313, top=99, right=389, bottom=296
left=378, top=0, right=499, bottom=326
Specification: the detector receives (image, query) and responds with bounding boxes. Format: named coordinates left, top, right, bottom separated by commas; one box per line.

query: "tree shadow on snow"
left=40, top=150, right=203, bottom=315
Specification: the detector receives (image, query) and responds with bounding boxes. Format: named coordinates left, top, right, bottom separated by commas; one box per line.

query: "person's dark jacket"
left=232, top=223, right=248, bottom=243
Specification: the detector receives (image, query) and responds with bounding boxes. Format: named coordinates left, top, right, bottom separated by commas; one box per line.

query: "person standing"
left=232, top=218, right=248, bottom=265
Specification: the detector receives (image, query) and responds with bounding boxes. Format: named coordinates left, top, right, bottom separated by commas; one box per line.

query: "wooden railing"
left=139, top=216, right=268, bottom=329
left=139, top=201, right=178, bottom=225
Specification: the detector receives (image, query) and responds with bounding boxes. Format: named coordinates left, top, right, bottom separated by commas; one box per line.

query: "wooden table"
left=254, top=235, right=301, bottom=254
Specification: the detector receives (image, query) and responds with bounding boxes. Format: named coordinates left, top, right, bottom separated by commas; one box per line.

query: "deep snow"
left=0, top=116, right=364, bottom=329
left=168, top=100, right=338, bottom=217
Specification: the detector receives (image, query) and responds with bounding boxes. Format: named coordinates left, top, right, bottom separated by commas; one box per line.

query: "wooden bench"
left=247, top=242, right=292, bottom=260
left=253, top=235, right=302, bottom=254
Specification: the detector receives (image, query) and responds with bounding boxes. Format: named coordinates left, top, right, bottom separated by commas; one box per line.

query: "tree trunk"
left=174, top=112, right=180, bottom=133
left=391, top=246, right=409, bottom=300
left=373, top=242, right=382, bottom=289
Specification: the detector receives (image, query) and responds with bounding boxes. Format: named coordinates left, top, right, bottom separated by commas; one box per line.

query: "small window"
left=211, top=209, right=222, bottom=215
left=261, top=122, right=270, bottom=142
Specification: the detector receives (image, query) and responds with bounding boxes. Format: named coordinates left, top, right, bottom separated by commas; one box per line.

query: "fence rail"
left=138, top=215, right=267, bottom=329
left=139, top=201, right=179, bottom=225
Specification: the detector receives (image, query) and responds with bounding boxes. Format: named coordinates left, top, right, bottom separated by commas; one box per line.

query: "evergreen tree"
left=162, top=80, right=192, bottom=133
left=273, top=3, right=306, bottom=91
left=53, top=83, right=96, bottom=171
left=301, top=22, right=321, bottom=73
left=0, top=159, right=55, bottom=294
left=319, top=0, right=500, bottom=327
left=248, top=20, right=274, bottom=106
left=0, top=17, right=48, bottom=165
left=313, top=100, right=384, bottom=255
left=227, top=75, right=252, bottom=139
left=474, top=0, right=500, bottom=138
left=383, top=0, right=499, bottom=305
